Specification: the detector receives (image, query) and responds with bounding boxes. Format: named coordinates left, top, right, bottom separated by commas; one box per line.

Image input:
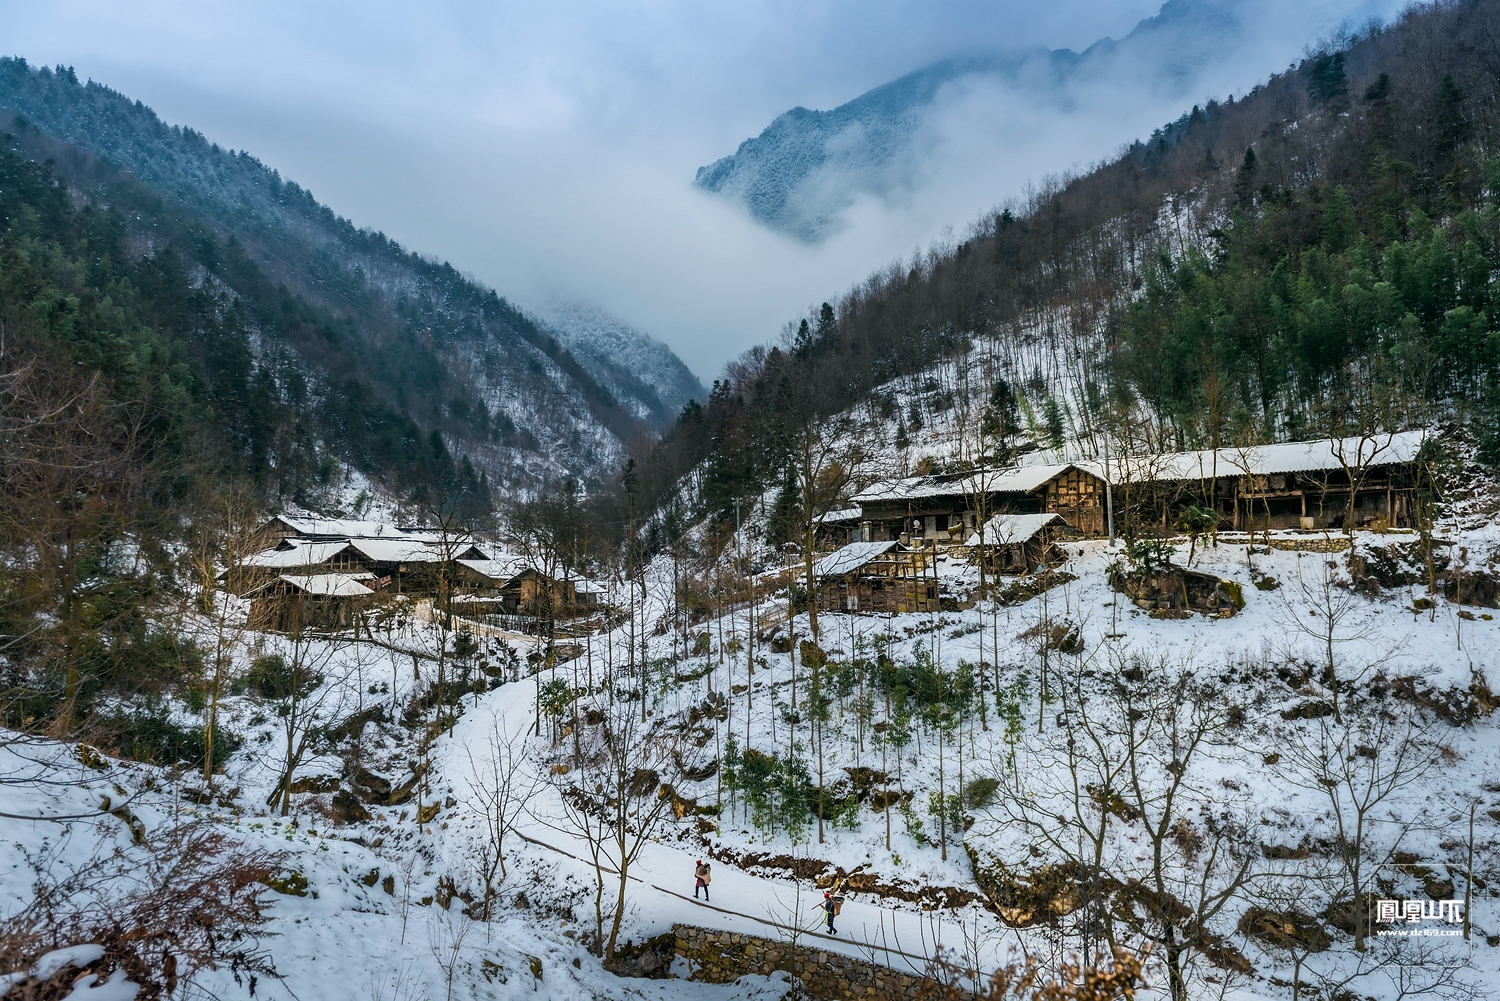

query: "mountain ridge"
left=528, top=301, right=706, bottom=427
left=0, top=58, right=698, bottom=497
left=694, top=0, right=1308, bottom=241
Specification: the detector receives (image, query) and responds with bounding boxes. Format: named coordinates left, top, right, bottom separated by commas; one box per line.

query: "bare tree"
left=248, top=628, right=345, bottom=817
left=764, top=880, right=815, bottom=1001
left=988, top=654, right=1138, bottom=971
left=0, top=822, right=278, bottom=998
left=1276, top=556, right=1388, bottom=723
left=540, top=691, right=691, bottom=960
left=986, top=655, right=1257, bottom=1001
left=464, top=715, right=539, bottom=917
left=393, top=849, right=422, bottom=946
left=427, top=905, right=475, bottom=1001
left=1273, top=703, right=1435, bottom=953
left=1112, top=665, right=1256, bottom=1001
left=0, top=322, right=152, bottom=735
left=1314, top=375, right=1415, bottom=534
left=1238, top=856, right=1340, bottom=1001
left=184, top=485, right=262, bottom=789
left=368, top=958, right=424, bottom=1001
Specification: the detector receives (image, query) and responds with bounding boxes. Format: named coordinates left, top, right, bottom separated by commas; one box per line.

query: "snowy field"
left=3, top=522, right=1499, bottom=1000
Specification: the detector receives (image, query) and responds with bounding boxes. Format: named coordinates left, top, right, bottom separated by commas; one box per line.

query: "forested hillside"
left=660, top=0, right=1500, bottom=522
left=0, top=61, right=677, bottom=750
left=531, top=300, right=707, bottom=427
left=0, top=58, right=671, bottom=502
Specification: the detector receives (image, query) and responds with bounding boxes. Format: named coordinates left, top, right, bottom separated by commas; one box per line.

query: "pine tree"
left=816, top=302, right=837, bottom=348
left=1307, top=51, right=1347, bottom=103
left=1043, top=396, right=1066, bottom=451
left=1232, top=147, right=1257, bottom=209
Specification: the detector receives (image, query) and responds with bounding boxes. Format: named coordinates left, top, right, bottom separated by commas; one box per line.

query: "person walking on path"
left=823, top=891, right=838, bottom=934
left=694, top=860, right=712, bottom=900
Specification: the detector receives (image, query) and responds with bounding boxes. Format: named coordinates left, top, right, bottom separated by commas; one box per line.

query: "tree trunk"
left=1166, top=935, right=1187, bottom=1001
left=606, top=858, right=629, bottom=960
left=937, top=723, right=947, bottom=861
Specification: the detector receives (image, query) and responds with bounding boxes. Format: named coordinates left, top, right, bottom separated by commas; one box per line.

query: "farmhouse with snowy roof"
left=244, top=573, right=381, bottom=633
left=811, top=541, right=939, bottom=614
left=847, top=431, right=1426, bottom=544
left=964, top=512, right=1069, bottom=574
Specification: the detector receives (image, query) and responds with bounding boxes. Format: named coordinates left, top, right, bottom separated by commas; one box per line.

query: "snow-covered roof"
left=964, top=513, right=1064, bottom=547
left=266, top=515, right=410, bottom=539
left=850, top=434, right=1425, bottom=512
left=852, top=463, right=1081, bottom=506
left=346, top=539, right=444, bottom=564
left=814, top=541, right=902, bottom=577
left=816, top=507, right=864, bottom=525
left=241, top=541, right=354, bottom=569
left=260, top=573, right=377, bottom=597
left=1101, top=430, right=1426, bottom=484
left=456, top=557, right=529, bottom=583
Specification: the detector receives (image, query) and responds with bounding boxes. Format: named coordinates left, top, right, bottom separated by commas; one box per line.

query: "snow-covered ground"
left=3, top=521, right=1499, bottom=1000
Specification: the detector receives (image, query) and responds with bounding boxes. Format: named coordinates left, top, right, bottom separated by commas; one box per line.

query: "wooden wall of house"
left=248, top=593, right=366, bottom=632
left=1233, top=472, right=1415, bottom=531
left=1042, top=470, right=1107, bottom=537
left=973, top=537, right=1056, bottom=575
left=816, top=575, right=940, bottom=614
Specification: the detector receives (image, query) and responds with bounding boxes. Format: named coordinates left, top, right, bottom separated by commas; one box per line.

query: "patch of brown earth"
left=704, top=848, right=983, bottom=910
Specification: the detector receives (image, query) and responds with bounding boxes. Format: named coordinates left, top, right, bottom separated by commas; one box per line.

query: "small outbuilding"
left=246, top=573, right=380, bottom=633
left=813, top=541, right=939, bottom=615
left=964, top=513, right=1068, bottom=574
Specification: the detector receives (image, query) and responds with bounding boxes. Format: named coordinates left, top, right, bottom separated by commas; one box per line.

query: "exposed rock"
left=1439, top=569, right=1500, bottom=608
left=331, top=790, right=371, bottom=825
left=1376, top=671, right=1497, bottom=725
left=967, top=848, right=1083, bottom=927
left=344, top=762, right=394, bottom=802
left=1238, top=906, right=1331, bottom=952
left=999, top=571, right=1076, bottom=606
left=1116, top=567, right=1242, bottom=617
left=605, top=932, right=676, bottom=979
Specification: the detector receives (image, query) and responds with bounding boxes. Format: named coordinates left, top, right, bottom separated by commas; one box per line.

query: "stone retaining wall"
left=671, top=924, right=932, bottom=1000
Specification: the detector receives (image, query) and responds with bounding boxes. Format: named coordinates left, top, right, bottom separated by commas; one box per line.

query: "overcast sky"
left=3, top=0, right=1401, bottom=379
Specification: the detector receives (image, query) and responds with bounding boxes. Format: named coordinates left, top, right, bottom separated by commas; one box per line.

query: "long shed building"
left=844, top=431, right=1425, bottom=543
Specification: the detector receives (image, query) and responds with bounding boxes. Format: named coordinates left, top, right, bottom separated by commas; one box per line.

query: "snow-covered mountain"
left=530, top=301, right=706, bottom=427
left=0, top=60, right=702, bottom=496
left=695, top=0, right=1392, bottom=242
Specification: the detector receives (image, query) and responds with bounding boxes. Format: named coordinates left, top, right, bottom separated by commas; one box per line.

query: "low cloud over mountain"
left=696, top=0, right=1396, bottom=242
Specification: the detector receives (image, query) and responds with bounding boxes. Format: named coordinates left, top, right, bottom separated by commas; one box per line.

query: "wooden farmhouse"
left=245, top=573, right=380, bottom=633
left=344, top=538, right=487, bottom=594
left=235, top=517, right=605, bottom=633
left=813, top=507, right=865, bottom=549
left=812, top=541, right=939, bottom=615
left=1110, top=431, right=1425, bottom=532
left=256, top=515, right=420, bottom=546
left=844, top=431, right=1425, bottom=544
left=850, top=463, right=1105, bottom=543
left=226, top=540, right=364, bottom=594
left=964, top=513, right=1069, bottom=574
left=454, top=557, right=599, bottom=616
left=232, top=520, right=488, bottom=597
